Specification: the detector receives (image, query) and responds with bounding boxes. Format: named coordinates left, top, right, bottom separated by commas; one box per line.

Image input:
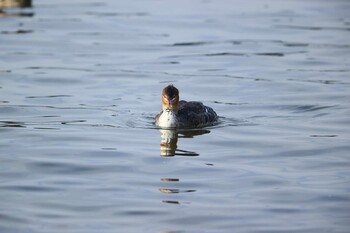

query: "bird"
left=155, top=85, right=218, bottom=128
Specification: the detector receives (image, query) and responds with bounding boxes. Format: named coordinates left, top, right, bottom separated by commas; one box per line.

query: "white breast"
left=156, top=111, right=178, bottom=128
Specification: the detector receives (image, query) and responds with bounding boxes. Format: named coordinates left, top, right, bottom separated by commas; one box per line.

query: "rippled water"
left=1, top=0, right=350, bottom=232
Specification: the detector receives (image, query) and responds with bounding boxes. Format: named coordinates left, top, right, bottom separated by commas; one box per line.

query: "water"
left=1, top=0, right=350, bottom=232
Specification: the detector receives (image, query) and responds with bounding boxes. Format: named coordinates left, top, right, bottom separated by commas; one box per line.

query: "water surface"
left=1, top=0, right=350, bottom=232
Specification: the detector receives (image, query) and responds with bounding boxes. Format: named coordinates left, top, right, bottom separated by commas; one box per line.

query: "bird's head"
left=162, top=85, right=180, bottom=112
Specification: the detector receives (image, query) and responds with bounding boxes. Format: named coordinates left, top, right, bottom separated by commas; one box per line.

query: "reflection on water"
left=0, top=0, right=33, bottom=17
left=159, top=129, right=211, bottom=205
left=0, top=0, right=31, bottom=8
left=0, top=121, right=25, bottom=128
left=160, top=175, right=195, bottom=205
left=159, top=129, right=210, bottom=157
left=0, top=11, right=33, bottom=17
left=159, top=129, right=178, bottom=157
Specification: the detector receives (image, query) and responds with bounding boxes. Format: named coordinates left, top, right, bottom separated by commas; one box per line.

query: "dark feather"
left=177, top=101, right=218, bottom=128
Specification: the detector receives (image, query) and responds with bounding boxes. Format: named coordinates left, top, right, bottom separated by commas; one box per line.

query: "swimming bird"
left=155, top=85, right=218, bottom=128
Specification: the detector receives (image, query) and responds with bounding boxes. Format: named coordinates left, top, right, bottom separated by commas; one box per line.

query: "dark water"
left=1, top=0, right=350, bottom=232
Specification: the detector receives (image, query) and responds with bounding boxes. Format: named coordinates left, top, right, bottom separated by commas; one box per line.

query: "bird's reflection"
left=159, top=128, right=210, bottom=157
left=158, top=128, right=211, bottom=205
left=0, top=0, right=34, bottom=17
left=0, top=0, right=32, bottom=8
left=159, top=177, right=196, bottom=205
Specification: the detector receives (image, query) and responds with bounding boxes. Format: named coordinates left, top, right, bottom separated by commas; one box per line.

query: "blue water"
left=1, top=0, right=350, bottom=232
